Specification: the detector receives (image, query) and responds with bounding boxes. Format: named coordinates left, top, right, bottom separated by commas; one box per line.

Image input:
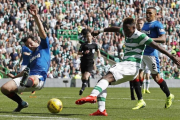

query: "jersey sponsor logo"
left=30, top=53, right=40, bottom=63
left=92, top=49, right=95, bottom=53
left=159, top=29, right=165, bottom=32
left=141, top=30, right=150, bottom=34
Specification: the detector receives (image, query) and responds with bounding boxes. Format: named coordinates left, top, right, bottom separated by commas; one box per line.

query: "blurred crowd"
left=0, top=0, right=179, bottom=79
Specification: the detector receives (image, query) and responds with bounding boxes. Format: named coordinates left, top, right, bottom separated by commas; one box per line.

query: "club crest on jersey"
left=129, top=39, right=133, bottom=42
left=30, top=53, right=40, bottom=63
left=159, top=29, right=165, bottom=32
left=141, top=30, right=150, bottom=34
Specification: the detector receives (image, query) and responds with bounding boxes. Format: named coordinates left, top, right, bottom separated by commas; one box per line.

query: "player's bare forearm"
left=92, top=27, right=121, bottom=36
left=149, top=41, right=173, bottom=59
left=13, top=71, right=24, bottom=79
left=104, top=27, right=120, bottom=32
left=33, top=15, right=47, bottom=39
left=97, top=49, right=101, bottom=58
left=7, top=73, right=15, bottom=79
left=152, top=34, right=166, bottom=43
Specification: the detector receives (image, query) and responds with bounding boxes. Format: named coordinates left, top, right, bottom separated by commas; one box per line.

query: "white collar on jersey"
left=127, top=29, right=138, bottom=39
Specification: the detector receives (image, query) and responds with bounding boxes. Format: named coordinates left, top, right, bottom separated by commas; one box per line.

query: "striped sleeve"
left=139, top=34, right=153, bottom=46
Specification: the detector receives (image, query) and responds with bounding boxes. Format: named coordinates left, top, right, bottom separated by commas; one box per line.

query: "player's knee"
left=26, top=77, right=35, bottom=87
left=102, top=72, right=114, bottom=82
left=151, top=73, right=159, bottom=82
left=28, top=76, right=38, bottom=86
left=1, top=85, right=5, bottom=94
left=1, top=84, right=10, bottom=95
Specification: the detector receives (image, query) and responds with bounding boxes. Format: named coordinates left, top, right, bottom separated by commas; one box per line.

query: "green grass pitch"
left=0, top=87, right=180, bottom=120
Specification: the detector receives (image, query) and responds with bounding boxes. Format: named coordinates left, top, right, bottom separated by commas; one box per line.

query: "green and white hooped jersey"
left=119, top=28, right=153, bottom=68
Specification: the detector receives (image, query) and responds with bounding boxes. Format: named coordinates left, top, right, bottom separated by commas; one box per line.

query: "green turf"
left=0, top=87, right=180, bottom=120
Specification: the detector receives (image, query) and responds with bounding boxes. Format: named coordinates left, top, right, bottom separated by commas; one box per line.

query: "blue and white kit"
left=141, top=20, right=165, bottom=74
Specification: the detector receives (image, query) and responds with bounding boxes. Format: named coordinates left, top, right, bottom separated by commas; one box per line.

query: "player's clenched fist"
left=27, top=4, right=37, bottom=16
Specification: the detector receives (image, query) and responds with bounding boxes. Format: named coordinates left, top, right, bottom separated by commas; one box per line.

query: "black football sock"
left=158, top=78, right=170, bottom=97
left=81, top=79, right=88, bottom=91
left=133, top=79, right=142, bottom=100
left=129, top=81, right=135, bottom=99
left=87, top=77, right=90, bottom=87
left=6, top=93, right=23, bottom=105
left=140, top=78, right=144, bottom=86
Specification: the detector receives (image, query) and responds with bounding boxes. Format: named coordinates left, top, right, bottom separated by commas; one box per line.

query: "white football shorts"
left=108, top=61, right=139, bottom=85
left=140, top=55, right=160, bottom=74
left=144, top=66, right=151, bottom=74
left=20, top=65, right=27, bottom=72
left=13, top=75, right=45, bottom=94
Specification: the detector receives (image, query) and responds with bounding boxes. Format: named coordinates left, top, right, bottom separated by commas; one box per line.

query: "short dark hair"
left=21, top=35, right=35, bottom=43
left=147, top=7, right=157, bottom=12
left=81, top=28, right=91, bottom=36
left=123, top=17, right=136, bottom=26
left=137, top=18, right=144, bottom=22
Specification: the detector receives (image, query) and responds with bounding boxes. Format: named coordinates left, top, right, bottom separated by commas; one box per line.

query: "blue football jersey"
left=27, top=37, right=50, bottom=81
left=141, top=20, right=165, bottom=56
left=22, top=46, right=32, bottom=65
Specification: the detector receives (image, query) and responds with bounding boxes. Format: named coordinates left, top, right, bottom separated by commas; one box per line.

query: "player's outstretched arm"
left=149, top=41, right=180, bottom=66
left=11, top=71, right=25, bottom=79
left=92, top=27, right=121, bottom=36
left=152, top=34, right=166, bottom=43
left=28, top=4, right=46, bottom=39
left=104, top=26, right=121, bottom=32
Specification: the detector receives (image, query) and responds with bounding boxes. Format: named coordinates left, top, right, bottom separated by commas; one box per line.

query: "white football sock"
left=90, top=79, right=109, bottom=96
left=146, top=79, right=150, bottom=90
left=98, top=89, right=107, bottom=112
left=143, top=79, right=146, bottom=90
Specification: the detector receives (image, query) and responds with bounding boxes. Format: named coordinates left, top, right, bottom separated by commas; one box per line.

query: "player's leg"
left=20, top=67, right=36, bottom=95
left=142, top=73, right=146, bottom=94
left=1, top=79, right=28, bottom=112
left=19, top=65, right=27, bottom=95
left=132, top=73, right=146, bottom=110
left=76, top=61, right=141, bottom=115
left=151, top=73, right=174, bottom=108
left=75, top=72, right=114, bottom=116
left=79, top=60, right=94, bottom=95
left=139, top=69, right=144, bottom=86
left=145, top=71, right=151, bottom=94
left=131, top=60, right=146, bottom=110
left=129, top=81, right=135, bottom=100
left=145, top=55, right=174, bottom=108
left=76, top=72, right=114, bottom=103
left=79, top=72, right=91, bottom=95
left=90, top=89, right=108, bottom=116
left=87, top=76, right=90, bottom=87
left=130, top=63, right=144, bottom=100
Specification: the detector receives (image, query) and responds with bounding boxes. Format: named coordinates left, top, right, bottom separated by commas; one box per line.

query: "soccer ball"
left=47, top=98, right=63, bottom=113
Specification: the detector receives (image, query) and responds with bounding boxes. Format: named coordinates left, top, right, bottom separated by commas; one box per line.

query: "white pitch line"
left=59, top=96, right=180, bottom=102
left=33, top=96, right=180, bottom=102
left=0, top=115, right=80, bottom=120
